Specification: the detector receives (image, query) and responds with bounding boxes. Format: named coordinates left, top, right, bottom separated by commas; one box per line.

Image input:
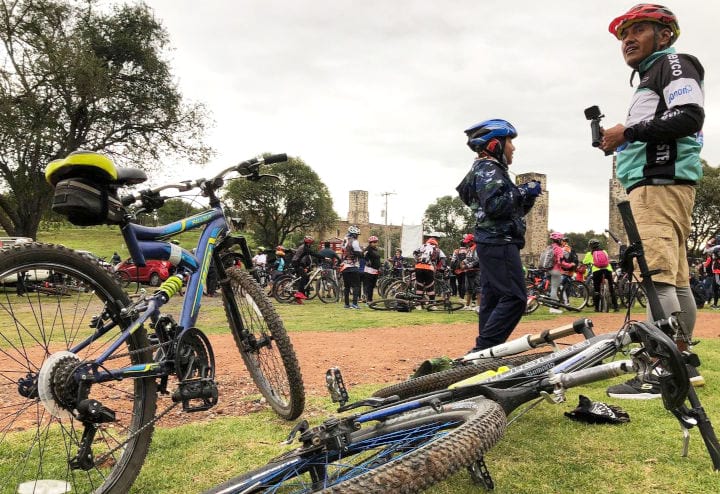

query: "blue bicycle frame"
left=68, top=205, right=231, bottom=383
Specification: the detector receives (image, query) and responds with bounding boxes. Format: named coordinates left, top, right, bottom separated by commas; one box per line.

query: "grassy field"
left=6, top=228, right=720, bottom=493
left=129, top=342, right=720, bottom=494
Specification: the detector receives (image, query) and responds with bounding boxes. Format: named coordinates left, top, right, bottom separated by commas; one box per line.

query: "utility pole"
left=380, top=191, right=396, bottom=258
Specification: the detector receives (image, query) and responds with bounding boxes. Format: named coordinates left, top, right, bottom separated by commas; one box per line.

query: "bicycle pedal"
left=172, top=378, right=218, bottom=412
left=326, top=367, right=349, bottom=406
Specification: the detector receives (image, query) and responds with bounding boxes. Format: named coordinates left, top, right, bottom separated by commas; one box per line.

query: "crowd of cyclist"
left=246, top=226, right=654, bottom=316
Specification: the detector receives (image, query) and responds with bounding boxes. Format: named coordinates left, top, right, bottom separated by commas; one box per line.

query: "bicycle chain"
left=92, top=400, right=180, bottom=467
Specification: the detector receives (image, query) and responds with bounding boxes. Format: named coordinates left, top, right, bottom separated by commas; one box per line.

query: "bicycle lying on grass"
left=368, top=269, right=465, bottom=313
left=203, top=201, right=720, bottom=493
left=0, top=152, right=305, bottom=494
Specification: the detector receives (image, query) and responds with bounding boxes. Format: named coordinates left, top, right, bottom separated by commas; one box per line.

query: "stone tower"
left=347, top=190, right=369, bottom=226
left=516, top=172, right=548, bottom=266
left=608, top=156, right=629, bottom=257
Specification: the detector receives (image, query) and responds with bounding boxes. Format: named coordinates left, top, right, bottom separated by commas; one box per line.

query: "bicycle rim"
left=562, top=281, right=589, bottom=310
left=0, top=243, right=156, bottom=494
left=223, top=268, right=304, bottom=420
left=205, top=398, right=505, bottom=494
left=317, top=279, right=339, bottom=303
left=273, top=276, right=296, bottom=304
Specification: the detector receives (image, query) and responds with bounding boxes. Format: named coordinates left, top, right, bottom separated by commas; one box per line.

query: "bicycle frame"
left=67, top=205, right=238, bottom=384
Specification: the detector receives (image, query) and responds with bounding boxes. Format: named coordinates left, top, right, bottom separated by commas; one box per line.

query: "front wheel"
left=559, top=280, right=589, bottom=310
left=222, top=268, right=305, bottom=420
left=272, top=275, right=297, bottom=304
left=0, top=243, right=157, bottom=494
left=316, top=278, right=339, bottom=303
left=204, top=397, right=506, bottom=494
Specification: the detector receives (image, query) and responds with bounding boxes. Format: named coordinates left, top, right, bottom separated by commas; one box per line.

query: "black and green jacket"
left=617, top=47, right=705, bottom=192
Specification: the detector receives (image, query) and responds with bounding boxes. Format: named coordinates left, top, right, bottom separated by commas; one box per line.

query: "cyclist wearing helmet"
left=450, top=236, right=470, bottom=300
left=600, top=4, right=705, bottom=397
left=389, top=248, right=405, bottom=278
left=582, top=239, right=619, bottom=313
left=363, top=235, right=382, bottom=302
left=459, top=233, right=481, bottom=310
left=546, top=232, right=566, bottom=314
left=292, top=235, right=318, bottom=297
left=341, top=226, right=363, bottom=309
left=413, top=237, right=445, bottom=300
left=270, top=246, right=286, bottom=282
left=456, top=119, right=541, bottom=350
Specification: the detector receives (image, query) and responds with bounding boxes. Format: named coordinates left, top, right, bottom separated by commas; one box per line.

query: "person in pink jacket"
left=548, top=232, right=566, bottom=314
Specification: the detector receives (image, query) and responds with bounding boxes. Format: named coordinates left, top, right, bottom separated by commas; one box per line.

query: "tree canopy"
left=0, top=0, right=211, bottom=237
left=422, top=195, right=474, bottom=254
left=690, top=161, right=720, bottom=256
left=223, top=156, right=338, bottom=248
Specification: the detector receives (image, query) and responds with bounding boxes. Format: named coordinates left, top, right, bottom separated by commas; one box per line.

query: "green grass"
left=115, top=342, right=720, bottom=494
left=7, top=227, right=720, bottom=493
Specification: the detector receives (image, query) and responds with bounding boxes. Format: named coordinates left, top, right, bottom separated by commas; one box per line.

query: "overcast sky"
left=140, top=0, right=719, bottom=234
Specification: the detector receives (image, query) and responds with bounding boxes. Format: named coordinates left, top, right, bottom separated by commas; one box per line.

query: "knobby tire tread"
left=0, top=243, right=157, bottom=494
left=222, top=268, right=305, bottom=420
left=372, top=351, right=552, bottom=399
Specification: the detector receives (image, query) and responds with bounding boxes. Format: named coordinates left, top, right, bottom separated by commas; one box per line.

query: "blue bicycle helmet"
left=464, top=119, right=518, bottom=163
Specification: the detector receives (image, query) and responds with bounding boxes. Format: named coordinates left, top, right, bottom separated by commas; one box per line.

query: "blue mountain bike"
left=0, top=152, right=304, bottom=494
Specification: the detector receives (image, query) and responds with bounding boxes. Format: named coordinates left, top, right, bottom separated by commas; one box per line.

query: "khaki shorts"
left=628, top=185, right=694, bottom=287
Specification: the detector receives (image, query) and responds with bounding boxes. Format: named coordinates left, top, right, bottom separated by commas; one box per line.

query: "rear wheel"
left=205, top=398, right=506, bottom=494
left=599, top=280, right=611, bottom=312
left=222, top=268, right=305, bottom=420
left=0, top=243, right=157, bottom=494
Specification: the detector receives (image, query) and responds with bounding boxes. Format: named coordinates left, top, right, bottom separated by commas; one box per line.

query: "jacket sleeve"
left=631, top=54, right=705, bottom=142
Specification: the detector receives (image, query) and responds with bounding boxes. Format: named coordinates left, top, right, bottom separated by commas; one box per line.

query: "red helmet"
left=368, top=235, right=379, bottom=243
left=462, top=233, right=474, bottom=244
left=303, top=235, right=314, bottom=244
left=609, top=4, right=680, bottom=42
left=427, top=238, right=438, bottom=246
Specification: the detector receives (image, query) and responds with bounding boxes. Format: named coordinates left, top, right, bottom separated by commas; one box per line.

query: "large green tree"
left=422, top=195, right=474, bottom=255
left=690, top=161, right=720, bottom=256
left=0, top=0, right=211, bottom=237
left=223, top=156, right=338, bottom=248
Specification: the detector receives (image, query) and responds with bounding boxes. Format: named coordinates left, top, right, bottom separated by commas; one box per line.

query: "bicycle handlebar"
left=120, top=153, right=288, bottom=207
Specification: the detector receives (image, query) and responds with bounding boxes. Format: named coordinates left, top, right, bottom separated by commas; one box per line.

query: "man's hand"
left=600, top=124, right=627, bottom=152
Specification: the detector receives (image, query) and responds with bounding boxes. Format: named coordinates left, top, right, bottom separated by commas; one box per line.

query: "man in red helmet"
left=600, top=4, right=705, bottom=397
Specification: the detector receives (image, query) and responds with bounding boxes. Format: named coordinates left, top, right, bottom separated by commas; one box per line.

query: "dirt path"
left=167, top=310, right=720, bottom=426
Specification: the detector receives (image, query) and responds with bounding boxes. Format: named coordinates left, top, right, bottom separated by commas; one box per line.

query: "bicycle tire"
left=559, top=280, right=589, bottom=310
left=426, top=299, right=465, bottom=312
left=222, top=268, right=305, bottom=420
left=317, top=278, right=339, bottom=303
left=384, top=279, right=407, bottom=298
left=204, top=397, right=506, bottom=494
left=372, top=351, right=552, bottom=399
left=600, top=281, right=610, bottom=313
left=273, top=275, right=297, bottom=304
left=0, top=243, right=157, bottom=494
left=524, top=295, right=540, bottom=315
left=367, top=298, right=403, bottom=311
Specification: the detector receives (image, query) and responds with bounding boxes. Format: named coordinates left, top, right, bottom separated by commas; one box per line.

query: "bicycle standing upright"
left=0, top=151, right=305, bottom=494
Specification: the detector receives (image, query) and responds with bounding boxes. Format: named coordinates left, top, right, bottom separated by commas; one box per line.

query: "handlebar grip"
left=264, top=153, right=287, bottom=164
